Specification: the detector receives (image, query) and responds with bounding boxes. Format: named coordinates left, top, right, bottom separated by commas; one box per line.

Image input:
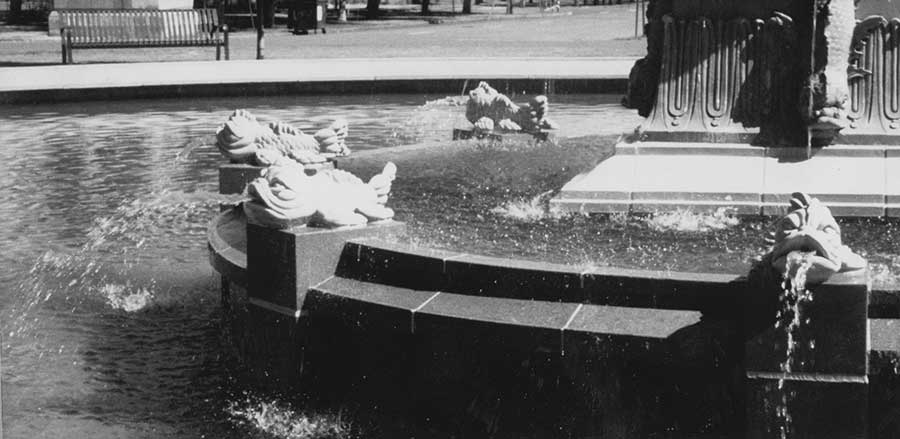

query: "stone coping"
left=554, top=139, right=900, bottom=217
left=0, top=57, right=635, bottom=104
left=304, top=276, right=704, bottom=354
left=208, top=207, right=900, bottom=313
left=337, top=237, right=747, bottom=315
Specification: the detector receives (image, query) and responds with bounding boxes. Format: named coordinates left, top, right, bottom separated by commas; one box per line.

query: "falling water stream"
left=0, top=94, right=897, bottom=438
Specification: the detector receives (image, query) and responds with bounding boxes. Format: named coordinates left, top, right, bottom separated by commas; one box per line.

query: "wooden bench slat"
left=99, top=12, right=108, bottom=44
left=58, top=9, right=228, bottom=63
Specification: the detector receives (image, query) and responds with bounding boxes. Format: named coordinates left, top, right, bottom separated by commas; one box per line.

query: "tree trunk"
left=462, top=0, right=471, bottom=13
left=9, top=0, right=22, bottom=23
left=366, top=0, right=380, bottom=18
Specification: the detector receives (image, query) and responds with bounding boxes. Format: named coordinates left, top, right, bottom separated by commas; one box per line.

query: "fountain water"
left=1, top=94, right=658, bottom=438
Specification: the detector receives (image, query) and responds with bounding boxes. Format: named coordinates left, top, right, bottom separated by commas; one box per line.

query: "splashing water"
left=389, top=96, right=469, bottom=144
left=644, top=208, right=740, bottom=233
left=4, top=189, right=225, bottom=345
left=100, top=283, right=155, bottom=312
left=227, top=395, right=349, bottom=439
left=772, top=251, right=817, bottom=439
left=491, top=190, right=563, bottom=221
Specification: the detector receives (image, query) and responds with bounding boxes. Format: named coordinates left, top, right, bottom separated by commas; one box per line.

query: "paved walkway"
left=0, top=4, right=645, bottom=64
left=0, top=57, right=636, bottom=92
left=0, top=4, right=644, bottom=98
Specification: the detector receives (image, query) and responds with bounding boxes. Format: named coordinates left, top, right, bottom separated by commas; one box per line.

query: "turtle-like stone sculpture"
left=216, top=110, right=350, bottom=166
left=769, top=192, right=866, bottom=285
left=465, top=81, right=559, bottom=134
left=243, top=161, right=397, bottom=229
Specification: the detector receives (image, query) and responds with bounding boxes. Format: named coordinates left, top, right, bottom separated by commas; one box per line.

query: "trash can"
left=292, top=0, right=327, bottom=34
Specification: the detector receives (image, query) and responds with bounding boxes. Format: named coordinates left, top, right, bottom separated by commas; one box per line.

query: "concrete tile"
left=745, top=269, right=869, bottom=375
left=417, top=292, right=579, bottom=330
left=762, top=155, right=885, bottom=211
left=888, top=204, right=900, bottom=218
left=552, top=153, right=635, bottom=213
left=247, top=220, right=406, bottom=310
left=630, top=200, right=761, bottom=215
left=563, top=304, right=701, bottom=339
left=304, top=278, right=436, bottom=333
left=548, top=198, right=632, bottom=214
left=311, top=276, right=436, bottom=312
left=887, top=147, right=900, bottom=213
left=557, top=154, right=636, bottom=195
left=636, top=141, right=765, bottom=157
left=581, top=267, right=747, bottom=313
left=631, top=153, right=764, bottom=195
left=443, top=254, right=583, bottom=302
left=414, top=293, right=579, bottom=352
left=746, top=378, right=868, bottom=439
left=335, top=238, right=457, bottom=291
left=562, top=311, right=744, bottom=436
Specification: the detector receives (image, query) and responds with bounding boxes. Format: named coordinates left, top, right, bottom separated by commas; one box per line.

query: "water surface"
left=0, top=93, right=896, bottom=438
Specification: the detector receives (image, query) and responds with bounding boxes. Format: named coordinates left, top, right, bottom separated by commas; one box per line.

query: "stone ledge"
left=553, top=139, right=900, bottom=217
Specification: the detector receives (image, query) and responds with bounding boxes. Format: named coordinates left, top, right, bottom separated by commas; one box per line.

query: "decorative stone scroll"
left=243, top=161, right=397, bottom=229
left=845, top=16, right=900, bottom=135
left=644, top=14, right=804, bottom=143
left=216, top=109, right=350, bottom=166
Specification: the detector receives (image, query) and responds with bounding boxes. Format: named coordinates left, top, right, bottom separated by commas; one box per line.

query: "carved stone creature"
left=465, top=82, right=559, bottom=134
left=769, top=192, right=866, bottom=284
left=216, top=110, right=351, bottom=166
left=808, top=0, right=857, bottom=140
left=243, top=161, right=397, bottom=229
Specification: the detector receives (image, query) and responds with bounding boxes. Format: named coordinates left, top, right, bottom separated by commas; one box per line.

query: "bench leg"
left=60, top=29, right=69, bottom=64
left=224, top=29, right=230, bottom=60
left=66, top=32, right=74, bottom=64
left=216, top=44, right=221, bottom=61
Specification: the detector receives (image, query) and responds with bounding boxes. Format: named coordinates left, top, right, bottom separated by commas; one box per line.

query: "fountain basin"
left=208, top=196, right=900, bottom=437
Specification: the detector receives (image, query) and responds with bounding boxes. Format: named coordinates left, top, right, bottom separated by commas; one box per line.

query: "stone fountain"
left=551, top=0, right=900, bottom=217
left=207, top=100, right=900, bottom=437
left=453, top=81, right=560, bottom=142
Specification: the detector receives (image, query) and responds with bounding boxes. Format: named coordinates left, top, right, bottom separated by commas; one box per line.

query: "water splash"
left=644, top=208, right=739, bottom=233
left=772, top=251, right=816, bottom=439
left=490, top=190, right=562, bottom=221
left=100, top=283, right=155, bottom=312
left=227, top=395, right=349, bottom=439
left=4, top=189, right=224, bottom=345
left=389, top=96, right=469, bottom=144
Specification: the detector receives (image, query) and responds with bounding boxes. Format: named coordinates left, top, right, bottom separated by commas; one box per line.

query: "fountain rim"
left=0, top=57, right=635, bottom=105
left=208, top=206, right=897, bottom=311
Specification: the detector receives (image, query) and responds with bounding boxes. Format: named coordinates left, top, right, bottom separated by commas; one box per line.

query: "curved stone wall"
left=208, top=205, right=900, bottom=437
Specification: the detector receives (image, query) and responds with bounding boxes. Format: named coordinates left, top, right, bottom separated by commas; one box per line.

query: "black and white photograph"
left=1, top=0, right=900, bottom=437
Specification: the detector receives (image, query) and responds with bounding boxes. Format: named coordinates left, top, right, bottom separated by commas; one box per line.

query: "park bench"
left=58, top=9, right=229, bottom=64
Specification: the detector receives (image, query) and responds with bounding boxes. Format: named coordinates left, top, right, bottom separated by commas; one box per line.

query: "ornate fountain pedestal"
left=552, top=5, right=900, bottom=217
left=551, top=141, right=900, bottom=217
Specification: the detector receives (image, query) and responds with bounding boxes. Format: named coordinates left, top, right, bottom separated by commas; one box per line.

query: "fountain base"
left=551, top=141, right=900, bottom=217
left=452, top=128, right=557, bottom=143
